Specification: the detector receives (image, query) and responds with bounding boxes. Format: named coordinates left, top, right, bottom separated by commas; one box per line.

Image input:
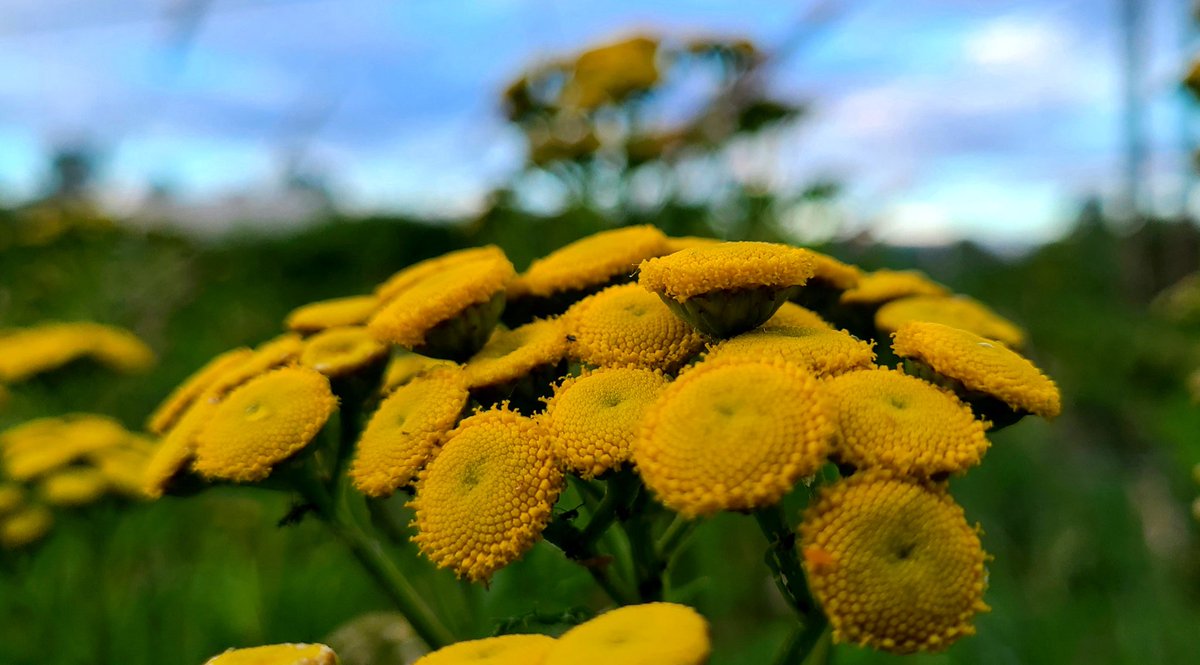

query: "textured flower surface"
left=193, top=367, right=337, bottom=482
left=516, top=225, right=668, bottom=297
left=635, top=358, right=833, bottom=516
left=351, top=369, right=468, bottom=497
left=380, top=352, right=459, bottom=393
left=801, top=471, right=990, bottom=653
left=892, top=322, right=1061, bottom=418
left=300, top=326, right=388, bottom=377
left=205, top=334, right=305, bottom=399
left=840, top=269, right=949, bottom=306
left=663, top=235, right=722, bottom=253
left=143, top=398, right=217, bottom=498
left=463, top=318, right=567, bottom=389
left=376, top=246, right=510, bottom=304
left=203, top=643, right=339, bottom=665
left=544, top=602, right=710, bottom=665
left=147, top=348, right=254, bottom=435
left=704, top=326, right=874, bottom=378
left=807, top=251, right=861, bottom=290
left=637, top=241, right=815, bottom=302
left=411, top=409, right=562, bottom=582
left=415, top=634, right=555, bottom=665
left=542, top=367, right=669, bottom=477
left=824, top=368, right=990, bottom=476
left=285, top=295, right=379, bottom=333
left=563, top=284, right=704, bottom=371
left=875, top=296, right=1026, bottom=348
left=369, top=251, right=514, bottom=348
left=761, top=303, right=833, bottom=331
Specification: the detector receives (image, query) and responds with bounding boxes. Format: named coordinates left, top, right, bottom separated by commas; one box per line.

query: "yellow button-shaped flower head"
left=351, top=369, right=469, bottom=497
left=285, top=295, right=379, bottom=333
left=369, top=249, right=514, bottom=360
left=300, top=326, right=388, bottom=377
left=193, top=367, right=337, bottom=483
left=143, top=397, right=218, bottom=498
left=91, top=443, right=154, bottom=499
left=415, top=634, right=555, bottom=665
left=205, top=334, right=305, bottom=400
left=800, top=471, right=990, bottom=653
left=3, top=414, right=128, bottom=481
left=380, top=352, right=459, bottom=394
left=543, top=367, right=669, bottom=478
left=705, top=326, right=875, bottom=378
left=411, top=409, right=562, bottom=582
left=147, top=348, right=254, bottom=435
left=545, top=602, right=710, bottom=665
left=761, top=303, right=833, bottom=331
left=376, top=246, right=508, bottom=304
left=87, top=324, right=156, bottom=373
left=635, top=358, right=833, bottom=517
left=519, top=226, right=668, bottom=299
left=40, top=468, right=109, bottom=507
left=563, top=284, right=705, bottom=372
left=1, top=504, right=53, bottom=550
left=638, top=241, right=817, bottom=337
left=792, top=251, right=861, bottom=311
left=464, top=318, right=568, bottom=391
left=824, top=368, right=989, bottom=477
left=892, top=322, right=1060, bottom=420
left=876, top=296, right=1026, bottom=348
left=840, top=269, right=949, bottom=307
left=664, top=235, right=722, bottom=253
left=204, top=643, right=338, bottom=665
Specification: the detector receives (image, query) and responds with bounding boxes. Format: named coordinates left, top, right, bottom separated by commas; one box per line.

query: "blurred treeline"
left=1, top=194, right=1199, bottom=665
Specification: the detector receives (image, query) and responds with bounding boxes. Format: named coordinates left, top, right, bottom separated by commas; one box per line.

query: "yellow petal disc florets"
left=542, top=367, right=669, bottom=478
left=285, top=295, right=379, bottom=333
left=147, top=348, right=254, bottom=435
left=875, top=296, right=1026, bottom=348
left=563, top=284, right=705, bottom=371
left=415, top=634, right=555, bottom=665
left=351, top=369, right=469, bottom=497
left=376, top=246, right=509, bottom=304
left=637, top=241, right=816, bottom=302
left=192, top=367, right=337, bottom=482
left=205, top=334, right=305, bottom=400
left=203, top=643, right=339, bottom=665
left=411, top=409, right=562, bottom=582
left=300, top=326, right=388, bottom=377
left=463, top=319, right=567, bottom=390
left=824, top=368, right=990, bottom=476
left=634, top=358, right=833, bottom=517
left=517, top=225, right=668, bottom=297
left=800, top=471, right=990, bottom=653
left=892, top=322, right=1061, bottom=418
left=762, top=303, right=833, bottom=331
left=369, top=251, right=515, bottom=348
left=840, top=269, right=949, bottom=306
left=380, top=352, right=459, bottom=394
left=544, top=602, right=710, bottom=665
left=704, top=327, right=875, bottom=378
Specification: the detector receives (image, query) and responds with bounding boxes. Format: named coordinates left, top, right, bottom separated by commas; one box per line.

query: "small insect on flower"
left=414, top=634, right=556, bottom=665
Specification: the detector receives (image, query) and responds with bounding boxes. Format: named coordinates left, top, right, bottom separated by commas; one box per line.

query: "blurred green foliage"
left=1, top=207, right=1198, bottom=665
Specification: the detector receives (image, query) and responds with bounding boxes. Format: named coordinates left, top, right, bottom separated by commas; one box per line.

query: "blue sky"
left=0, top=0, right=1193, bottom=245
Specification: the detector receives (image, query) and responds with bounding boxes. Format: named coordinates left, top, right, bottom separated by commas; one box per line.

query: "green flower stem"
left=773, top=618, right=830, bottom=665
left=542, top=515, right=636, bottom=606
left=655, top=514, right=696, bottom=562
left=580, top=469, right=638, bottom=545
left=754, top=504, right=818, bottom=618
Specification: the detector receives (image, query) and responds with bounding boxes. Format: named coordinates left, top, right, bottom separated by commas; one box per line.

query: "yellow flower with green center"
left=704, top=326, right=875, bottom=378
left=824, top=368, right=989, bottom=477
left=411, top=409, right=562, bottom=582
left=351, top=369, right=469, bottom=497
left=463, top=319, right=567, bottom=390
left=205, top=334, right=305, bottom=400
left=285, top=295, right=379, bottom=333
left=193, top=367, right=337, bottom=482
left=380, top=352, right=459, bottom=394
left=516, top=225, right=669, bottom=298
left=800, top=471, right=990, bottom=653
left=376, top=246, right=509, bottom=304
left=40, top=467, right=110, bottom=507
left=761, top=303, right=833, bottom=331
left=892, top=322, right=1060, bottom=419
left=300, top=326, right=388, bottom=377
left=147, top=348, right=254, bottom=435
left=368, top=250, right=514, bottom=357
left=634, top=358, right=833, bottom=517
left=875, top=296, right=1026, bottom=348
left=0, top=484, right=24, bottom=517
left=143, top=397, right=218, bottom=498
left=203, top=643, right=339, bottom=665
left=563, top=284, right=705, bottom=371
left=840, top=269, right=949, bottom=306
left=545, top=602, right=710, bottom=665
left=1, top=504, right=53, bottom=549
left=2, top=414, right=128, bottom=481
left=542, top=367, right=669, bottom=478
left=415, top=634, right=556, bottom=665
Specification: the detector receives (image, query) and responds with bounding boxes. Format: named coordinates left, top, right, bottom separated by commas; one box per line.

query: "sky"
left=0, top=0, right=1194, bottom=246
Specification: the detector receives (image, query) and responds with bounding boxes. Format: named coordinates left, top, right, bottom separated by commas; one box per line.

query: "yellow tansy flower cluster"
left=0, top=322, right=155, bottom=383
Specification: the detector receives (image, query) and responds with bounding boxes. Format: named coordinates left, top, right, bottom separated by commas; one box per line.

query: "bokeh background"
left=2, top=1, right=1199, bottom=664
